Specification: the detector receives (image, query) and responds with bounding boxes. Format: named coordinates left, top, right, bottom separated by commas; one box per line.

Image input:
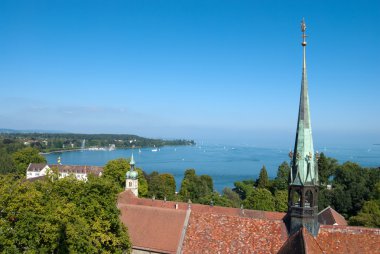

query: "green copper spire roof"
left=291, top=19, right=318, bottom=186
left=130, top=153, right=135, bottom=165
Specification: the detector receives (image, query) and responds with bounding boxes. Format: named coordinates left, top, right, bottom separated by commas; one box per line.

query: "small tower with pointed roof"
left=125, top=153, right=139, bottom=197
left=285, top=19, right=320, bottom=236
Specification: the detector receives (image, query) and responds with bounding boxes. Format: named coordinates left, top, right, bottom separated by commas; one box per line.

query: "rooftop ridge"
left=117, top=191, right=285, bottom=221
left=320, top=224, right=380, bottom=234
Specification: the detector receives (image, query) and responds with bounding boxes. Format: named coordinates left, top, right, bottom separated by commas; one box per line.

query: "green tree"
left=272, top=162, right=290, bottom=191
left=257, top=165, right=269, bottom=189
left=318, top=153, right=338, bottom=184
left=349, top=200, right=380, bottom=228
left=136, top=168, right=149, bottom=197
left=232, top=180, right=255, bottom=200
left=199, top=192, right=234, bottom=207
left=274, top=190, right=288, bottom=212
left=318, top=186, right=334, bottom=212
left=243, top=188, right=275, bottom=211
left=332, top=162, right=371, bottom=217
left=0, top=174, right=131, bottom=253
left=222, top=187, right=242, bottom=208
left=148, top=172, right=176, bottom=200
left=12, top=147, right=47, bottom=175
left=179, top=169, right=213, bottom=202
left=103, top=158, right=130, bottom=190
left=0, top=150, right=16, bottom=174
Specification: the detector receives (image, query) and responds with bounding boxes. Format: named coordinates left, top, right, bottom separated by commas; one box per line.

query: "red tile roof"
left=119, top=204, right=186, bottom=253
left=316, top=225, right=380, bottom=254
left=118, top=191, right=286, bottom=221
left=278, top=227, right=324, bottom=254
left=118, top=191, right=287, bottom=253
left=117, top=191, right=380, bottom=254
left=182, top=211, right=287, bottom=254
left=318, top=206, right=347, bottom=226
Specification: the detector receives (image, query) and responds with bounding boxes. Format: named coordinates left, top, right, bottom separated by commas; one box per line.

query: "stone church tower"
left=285, top=19, right=320, bottom=236
left=125, top=154, right=139, bottom=197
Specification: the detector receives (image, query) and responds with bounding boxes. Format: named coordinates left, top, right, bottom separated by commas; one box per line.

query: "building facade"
left=26, top=163, right=103, bottom=180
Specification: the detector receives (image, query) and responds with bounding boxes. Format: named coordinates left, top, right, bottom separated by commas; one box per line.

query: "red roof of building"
left=316, top=225, right=380, bottom=254
left=118, top=191, right=285, bottom=221
left=117, top=191, right=380, bottom=254
left=278, top=227, right=325, bottom=254
left=182, top=211, right=288, bottom=254
left=318, top=206, right=347, bottom=226
left=119, top=204, right=186, bottom=253
left=118, top=191, right=287, bottom=253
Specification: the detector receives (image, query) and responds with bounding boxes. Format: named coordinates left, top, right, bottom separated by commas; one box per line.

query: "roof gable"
left=318, top=206, right=347, bottom=226
left=278, top=227, right=324, bottom=254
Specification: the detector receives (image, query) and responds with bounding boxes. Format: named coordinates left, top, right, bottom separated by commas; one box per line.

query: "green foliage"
left=103, top=158, right=130, bottom=190
left=232, top=179, right=255, bottom=200
left=222, top=187, right=242, bottom=208
left=0, top=151, right=15, bottom=174
left=274, top=190, right=288, bottom=212
left=199, top=192, right=234, bottom=207
left=243, top=188, right=275, bottom=211
left=317, top=153, right=338, bottom=184
left=272, top=162, right=290, bottom=192
left=179, top=169, right=214, bottom=203
left=349, top=200, right=380, bottom=228
left=148, top=172, right=176, bottom=200
left=331, top=162, right=371, bottom=217
left=318, top=187, right=334, bottom=212
left=1, top=133, right=195, bottom=153
left=0, top=174, right=131, bottom=253
left=257, top=165, right=269, bottom=189
left=12, top=147, right=47, bottom=175
left=136, top=168, right=149, bottom=197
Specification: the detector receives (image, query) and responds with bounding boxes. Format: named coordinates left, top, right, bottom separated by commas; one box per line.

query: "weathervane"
left=301, top=18, right=307, bottom=46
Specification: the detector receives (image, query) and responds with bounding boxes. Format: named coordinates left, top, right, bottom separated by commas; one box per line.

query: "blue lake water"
left=44, top=144, right=380, bottom=192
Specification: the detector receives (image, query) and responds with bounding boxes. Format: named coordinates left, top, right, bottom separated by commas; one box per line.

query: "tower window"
left=291, top=190, right=301, bottom=207
left=305, top=190, right=313, bottom=207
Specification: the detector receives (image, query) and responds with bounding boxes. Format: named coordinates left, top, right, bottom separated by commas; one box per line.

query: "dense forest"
left=0, top=132, right=195, bottom=153
left=0, top=137, right=379, bottom=252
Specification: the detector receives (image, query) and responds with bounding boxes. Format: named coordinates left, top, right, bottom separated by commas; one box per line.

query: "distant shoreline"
left=40, top=148, right=85, bottom=155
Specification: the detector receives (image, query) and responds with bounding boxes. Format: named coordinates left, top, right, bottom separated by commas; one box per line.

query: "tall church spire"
left=285, top=19, right=320, bottom=237
left=291, top=18, right=318, bottom=186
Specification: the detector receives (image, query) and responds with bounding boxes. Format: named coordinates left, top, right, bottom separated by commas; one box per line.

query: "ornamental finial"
left=301, top=18, right=307, bottom=46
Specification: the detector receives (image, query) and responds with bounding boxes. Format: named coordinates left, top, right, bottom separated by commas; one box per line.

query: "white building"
left=26, top=163, right=103, bottom=180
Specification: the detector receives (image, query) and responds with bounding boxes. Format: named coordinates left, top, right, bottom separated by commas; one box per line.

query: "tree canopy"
left=0, top=174, right=131, bottom=253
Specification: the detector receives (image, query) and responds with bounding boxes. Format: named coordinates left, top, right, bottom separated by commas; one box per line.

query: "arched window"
left=305, top=190, right=313, bottom=207
left=291, top=190, right=301, bottom=207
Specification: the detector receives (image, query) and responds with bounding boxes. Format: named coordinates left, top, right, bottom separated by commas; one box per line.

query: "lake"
left=44, top=144, right=380, bottom=192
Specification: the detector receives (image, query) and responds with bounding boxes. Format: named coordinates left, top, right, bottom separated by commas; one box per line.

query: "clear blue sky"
left=0, top=0, right=379, bottom=147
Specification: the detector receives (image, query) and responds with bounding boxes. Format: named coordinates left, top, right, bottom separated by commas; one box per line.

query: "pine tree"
left=257, top=165, right=269, bottom=189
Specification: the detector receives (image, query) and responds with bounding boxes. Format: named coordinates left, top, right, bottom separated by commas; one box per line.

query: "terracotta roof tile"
left=318, top=206, right=347, bottom=226
left=317, top=225, right=380, bottom=254
left=118, top=191, right=285, bottom=221
left=117, top=191, right=380, bottom=253
left=182, top=211, right=287, bottom=254
left=119, top=204, right=186, bottom=253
